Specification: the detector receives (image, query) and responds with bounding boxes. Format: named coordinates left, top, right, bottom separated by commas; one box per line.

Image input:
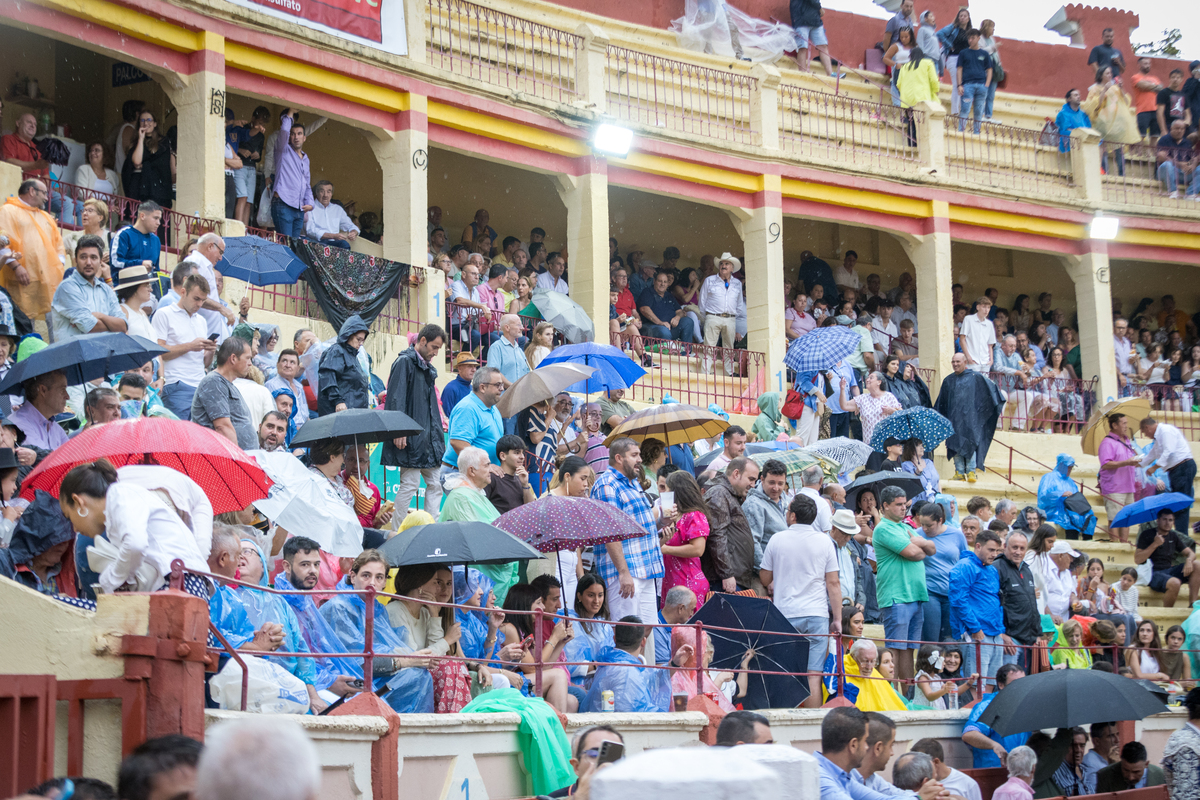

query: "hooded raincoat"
left=882, top=369, right=932, bottom=409
left=0, top=489, right=77, bottom=597
left=751, top=392, right=789, bottom=442
left=275, top=571, right=368, bottom=692
left=581, top=645, right=671, bottom=712
left=318, top=575, right=435, bottom=713
left=317, top=314, right=371, bottom=415
left=1037, top=454, right=1097, bottom=539
left=934, top=369, right=1004, bottom=466
left=380, top=343, right=445, bottom=470
left=236, top=540, right=316, bottom=687
left=253, top=323, right=280, bottom=380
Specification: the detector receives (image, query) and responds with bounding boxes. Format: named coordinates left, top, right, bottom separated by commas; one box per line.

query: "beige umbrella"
left=603, top=403, right=729, bottom=447
left=495, top=363, right=595, bottom=418
left=1079, top=397, right=1152, bottom=456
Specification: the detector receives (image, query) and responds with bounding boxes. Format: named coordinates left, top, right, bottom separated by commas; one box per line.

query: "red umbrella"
left=21, top=418, right=271, bottom=514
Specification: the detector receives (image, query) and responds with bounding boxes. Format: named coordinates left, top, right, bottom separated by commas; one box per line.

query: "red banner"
left=244, top=0, right=383, bottom=42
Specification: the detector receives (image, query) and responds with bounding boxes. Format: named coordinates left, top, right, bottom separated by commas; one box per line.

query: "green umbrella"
left=530, top=289, right=595, bottom=343
left=748, top=449, right=839, bottom=482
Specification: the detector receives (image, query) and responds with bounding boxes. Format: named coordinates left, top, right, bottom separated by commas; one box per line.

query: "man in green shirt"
left=872, top=484, right=935, bottom=687
left=599, top=388, right=635, bottom=435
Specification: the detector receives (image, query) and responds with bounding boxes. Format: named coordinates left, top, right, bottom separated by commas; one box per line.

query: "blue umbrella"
left=1109, top=492, right=1194, bottom=529
left=539, top=342, right=646, bottom=394
left=688, top=593, right=809, bottom=710
left=783, top=326, right=862, bottom=373
left=0, top=333, right=166, bottom=397
left=216, top=236, right=308, bottom=285
left=869, top=406, right=955, bottom=453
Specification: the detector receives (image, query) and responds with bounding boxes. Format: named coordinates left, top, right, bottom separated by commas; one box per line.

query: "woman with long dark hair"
left=498, top=583, right=576, bottom=712
left=1126, top=619, right=1171, bottom=682
left=122, top=110, right=175, bottom=208
left=937, top=8, right=973, bottom=115
left=564, top=570, right=614, bottom=691
left=660, top=470, right=710, bottom=609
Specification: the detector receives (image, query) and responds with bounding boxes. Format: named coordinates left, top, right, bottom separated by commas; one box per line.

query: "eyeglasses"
left=483, top=381, right=504, bottom=389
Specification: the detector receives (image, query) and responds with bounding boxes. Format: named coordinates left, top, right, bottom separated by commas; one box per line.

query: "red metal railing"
left=1102, top=142, right=1200, bottom=210
left=426, top=0, right=581, bottom=104
left=611, top=330, right=766, bottom=409
left=606, top=46, right=757, bottom=144
left=943, top=116, right=1075, bottom=200
left=779, top=85, right=925, bottom=170
left=1127, top=383, right=1200, bottom=440
left=988, top=370, right=1096, bottom=435
left=245, top=225, right=288, bottom=245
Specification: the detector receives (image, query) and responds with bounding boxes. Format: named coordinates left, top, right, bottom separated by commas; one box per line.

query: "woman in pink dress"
left=659, top=471, right=710, bottom=609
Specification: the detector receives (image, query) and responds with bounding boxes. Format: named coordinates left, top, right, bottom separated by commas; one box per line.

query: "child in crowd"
left=1112, top=567, right=1142, bottom=621
left=912, top=644, right=955, bottom=710
left=939, top=646, right=976, bottom=706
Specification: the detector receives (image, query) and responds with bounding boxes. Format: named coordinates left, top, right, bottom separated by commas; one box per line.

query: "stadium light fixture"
left=593, top=123, right=633, bottom=157
left=1088, top=211, right=1119, bottom=240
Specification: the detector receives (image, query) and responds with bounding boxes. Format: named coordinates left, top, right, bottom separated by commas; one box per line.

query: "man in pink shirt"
left=476, top=264, right=510, bottom=347
left=1098, top=412, right=1140, bottom=544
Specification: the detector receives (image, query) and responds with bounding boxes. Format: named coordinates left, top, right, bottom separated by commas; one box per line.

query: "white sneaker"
left=1169, top=190, right=1181, bottom=199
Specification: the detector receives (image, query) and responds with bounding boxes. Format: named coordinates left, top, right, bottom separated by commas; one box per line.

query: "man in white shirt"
left=910, top=739, right=983, bottom=800
left=304, top=181, right=359, bottom=249
left=834, top=250, right=861, bottom=294
left=759, top=492, right=841, bottom=708
left=265, top=348, right=310, bottom=426
left=698, top=253, right=745, bottom=374
left=1141, top=416, right=1197, bottom=532
left=1113, top=317, right=1135, bottom=391
left=960, top=297, right=996, bottom=372
left=151, top=273, right=217, bottom=421
left=893, top=290, right=918, bottom=333
left=707, top=424, right=746, bottom=472
left=799, top=464, right=833, bottom=534
left=1044, top=541, right=1080, bottom=624
left=449, top=263, right=487, bottom=350
left=868, top=298, right=898, bottom=357
left=535, top=254, right=569, bottom=294
left=179, top=232, right=237, bottom=341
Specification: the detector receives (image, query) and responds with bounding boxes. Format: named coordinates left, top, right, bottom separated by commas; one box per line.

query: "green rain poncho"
left=751, top=392, right=789, bottom=443
left=460, top=688, right=574, bottom=796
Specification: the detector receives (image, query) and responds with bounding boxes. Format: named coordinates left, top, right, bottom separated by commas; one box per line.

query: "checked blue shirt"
left=590, top=468, right=663, bottom=581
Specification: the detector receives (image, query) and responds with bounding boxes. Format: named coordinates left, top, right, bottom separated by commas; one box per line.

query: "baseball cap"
left=1049, top=540, right=1081, bottom=558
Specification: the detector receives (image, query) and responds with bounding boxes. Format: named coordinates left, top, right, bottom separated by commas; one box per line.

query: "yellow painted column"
left=165, top=35, right=227, bottom=222
left=894, top=202, right=953, bottom=399
left=732, top=177, right=786, bottom=386
left=1064, top=244, right=1118, bottom=403
left=370, top=95, right=442, bottom=333
left=555, top=159, right=609, bottom=343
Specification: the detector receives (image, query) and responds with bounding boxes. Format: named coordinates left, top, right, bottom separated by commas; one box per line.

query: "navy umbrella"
left=688, top=593, right=810, bottom=710
left=379, top=521, right=544, bottom=566
left=0, top=333, right=165, bottom=397
left=843, top=471, right=924, bottom=511
left=290, top=408, right=423, bottom=447
left=216, top=236, right=308, bottom=285
left=868, top=407, right=955, bottom=453
left=1109, top=492, right=1194, bottom=529
left=539, top=342, right=646, bottom=394
left=976, top=668, right=1167, bottom=736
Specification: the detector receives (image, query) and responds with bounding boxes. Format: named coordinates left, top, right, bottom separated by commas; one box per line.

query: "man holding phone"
left=546, top=725, right=625, bottom=798
left=151, top=273, right=217, bottom=420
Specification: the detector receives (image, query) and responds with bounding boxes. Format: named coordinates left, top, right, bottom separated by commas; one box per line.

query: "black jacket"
left=380, top=345, right=444, bottom=469
left=994, top=553, right=1040, bottom=645
left=0, top=490, right=78, bottom=596
left=317, top=314, right=371, bottom=416
left=702, top=474, right=755, bottom=589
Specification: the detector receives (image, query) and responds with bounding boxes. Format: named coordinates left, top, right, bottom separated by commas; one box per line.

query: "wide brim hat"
left=717, top=252, right=742, bottom=272
left=115, top=265, right=157, bottom=288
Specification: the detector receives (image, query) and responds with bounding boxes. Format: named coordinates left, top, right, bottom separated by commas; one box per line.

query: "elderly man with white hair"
left=993, top=746, right=1038, bottom=800
left=439, top=445, right=518, bottom=601
left=179, top=231, right=237, bottom=339
left=487, top=313, right=530, bottom=389
left=698, top=252, right=745, bottom=374
left=843, top=638, right=905, bottom=711
left=196, top=717, right=320, bottom=800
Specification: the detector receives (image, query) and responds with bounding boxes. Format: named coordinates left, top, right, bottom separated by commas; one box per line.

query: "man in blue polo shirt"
left=442, top=365, right=504, bottom=480
left=962, top=663, right=1029, bottom=768
left=637, top=269, right=697, bottom=343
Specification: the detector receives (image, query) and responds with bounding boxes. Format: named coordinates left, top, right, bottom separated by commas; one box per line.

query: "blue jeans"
left=1159, top=161, right=1200, bottom=196
left=450, top=324, right=481, bottom=351
left=882, top=601, right=924, bottom=650
left=959, top=83, right=988, bottom=132
left=985, top=79, right=998, bottom=117
left=645, top=317, right=698, bottom=343
left=161, top=381, right=197, bottom=421
left=788, top=615, right=833, bottom=674
left=962, top=633, right=1005, bottom=687
left=271, top=197, right=305, bottom=238
left=953, top=450, right=977, bottom=474
left=311, top=236, right=351, bottom=249
left=922, top=592, right=952, bottom=643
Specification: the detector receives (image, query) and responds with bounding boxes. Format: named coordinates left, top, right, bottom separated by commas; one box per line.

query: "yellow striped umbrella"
left=602, top=403, right=729, bottom=447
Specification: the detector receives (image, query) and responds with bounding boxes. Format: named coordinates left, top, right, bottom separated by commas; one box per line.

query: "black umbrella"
left=290, top=408, right=422, bottom=448
left=378, top=521, right=544, bottom=566
left=688, top=593, right=809, bottom=710
left=976, top=668, right=1168, bottom=736
left=843, top=471, right=924, bottom=511
left=0, top=333, right=165, bottom=397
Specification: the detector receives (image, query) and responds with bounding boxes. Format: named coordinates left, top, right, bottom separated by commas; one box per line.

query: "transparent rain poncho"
left=235, top=540, right=316, bottom=687
left=453, top=566, right=501, bottom=662
left=318, top=577, right=435, bottom=713
left=669, top=0, right=795, bottom=64
left=274, top=571, right=367, bottom=692
left=581, top=645, right=670, bottom=712
left=563, top=612, right=615, bottom=687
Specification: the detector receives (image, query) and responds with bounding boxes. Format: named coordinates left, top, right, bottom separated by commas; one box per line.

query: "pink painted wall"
left=550, top=0, right=1194, bottom=101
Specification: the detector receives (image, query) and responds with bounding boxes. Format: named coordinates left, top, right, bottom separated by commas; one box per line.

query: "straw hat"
left=116, top=265, right=157, bottom=287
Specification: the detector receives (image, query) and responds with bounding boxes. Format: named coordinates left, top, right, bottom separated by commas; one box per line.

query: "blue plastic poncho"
left=275, top=572, right=365, bottom=691
left=209, top=584, right=255, bottom=649
left=581, top=646, right=670, bottom=713
left=1183, top=601, right=1200, bottom=679
left=318, top=577, right=435, bottom=714
left=235, top=541, right=316, bottom=687
left=564, top=611, right=615, bottom=687
left=1037, top=454, right=1096, bottom=539
left=270, top=386, right=299, bottom=446
left=453, top=567, right=501, bottom=662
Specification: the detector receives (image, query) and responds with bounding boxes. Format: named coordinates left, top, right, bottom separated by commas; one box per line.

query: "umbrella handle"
left=695, top=622, right=704, bottom=697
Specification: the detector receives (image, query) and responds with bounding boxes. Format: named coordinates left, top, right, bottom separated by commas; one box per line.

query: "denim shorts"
left=793, top=25, right=828, bottom=48
left=233, top=164, right=257, bottom=199
left=882, top=601, right=925, bottom=650
left=789, top=615, right=833, bottom=673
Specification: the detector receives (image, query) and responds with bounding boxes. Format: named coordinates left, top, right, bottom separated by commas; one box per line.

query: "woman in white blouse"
left=75, top=142, right=122, bottom=196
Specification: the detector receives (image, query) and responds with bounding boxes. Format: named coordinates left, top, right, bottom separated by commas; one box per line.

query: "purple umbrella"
left=495, top=496, right=651, bottom=584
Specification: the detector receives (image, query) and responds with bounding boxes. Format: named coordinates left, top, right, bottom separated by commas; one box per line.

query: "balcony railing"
left=943, top=116, right=1075, bottom=200
left=1101, top=142, right=1200, bottom=211
left=426, top=0, right=581, bottom=104
left=606, top=46, right=756, bottom=145
left=778, top=85, right=924, bottom=170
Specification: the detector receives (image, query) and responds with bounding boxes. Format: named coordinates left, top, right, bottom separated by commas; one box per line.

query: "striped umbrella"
left=783, top=326, right=863, bottom=373
left=603, top=403, right=729, bottom=447
left=748, top=448, right=839, bottom=481
left=803, top=437, right=874, bottom=472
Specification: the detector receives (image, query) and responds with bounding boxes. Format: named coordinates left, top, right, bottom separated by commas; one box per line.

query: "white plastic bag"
left=210, top=654, right=310, bottom=714
left=256, top=185, right=274, bottom=228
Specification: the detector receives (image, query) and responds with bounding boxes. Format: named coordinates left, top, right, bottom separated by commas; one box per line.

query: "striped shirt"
left=590, top=467, right=663, bottom=581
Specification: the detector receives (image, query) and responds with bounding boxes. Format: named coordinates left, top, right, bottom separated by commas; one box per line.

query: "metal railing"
left=606, top=46, right=756, bottom=145
left=244, top=225, right=288, bottom=245
left=943, top=116, right=1075, bottom=200
left=1127, top=383, right=1200, bottom=440
left=779, top=86, right=925, bottom=170
left=1102, top=142, right=1200, bottom=210
left=426, top=0, right=581, bottom=104
left=611, top=330, right=765, bottom=409
left=989, top=370, right=1096, bottom=435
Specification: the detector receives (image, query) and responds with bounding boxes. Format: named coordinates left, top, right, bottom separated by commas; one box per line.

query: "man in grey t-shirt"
left=191, top=336, right=258, bottom=450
